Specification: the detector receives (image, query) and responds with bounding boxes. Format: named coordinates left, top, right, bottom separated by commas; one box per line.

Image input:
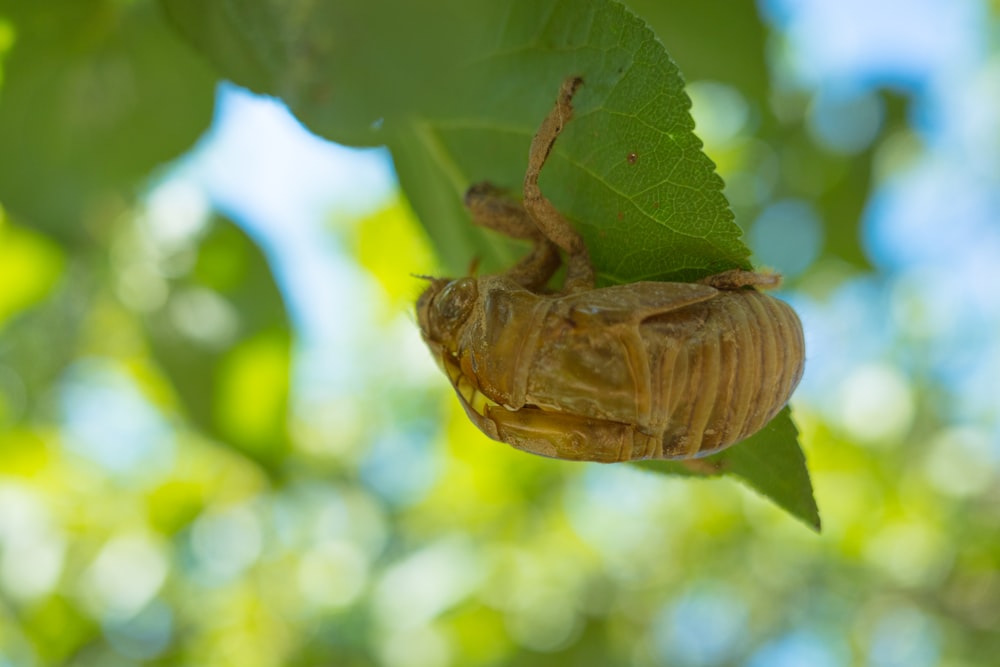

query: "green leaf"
left=411, top=0, right=755, bottom=282
left=626, top=0, right=874, bottom=273
left=0, top=217, right=65, bottom=329
left=0, top=0, right=216, bottom=243
left=160, top=0, right=750, bottom=282
left=158, top=0, right=506, bottom=146
left=624, top=0, right=771, bottom=96
left=636, top=408, right=821, bottom=531
left=144, top=216, right=292, bottom=471
left=159, top=0, right=815, bottom=525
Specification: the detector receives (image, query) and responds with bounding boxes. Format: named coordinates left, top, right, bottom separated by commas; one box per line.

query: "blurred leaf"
left=0, top=428, right=50, bottom=475
left=810, top=90, right=911, bottom=270
left=0, top=262, right=93, bottom=422
left=145, top=216, right=292, bottom=470
left=0, top=213, right=65, bottom=328
left=0, top=0, right=216, bottom=243
left=21, top=595, right=99, bottom=665
left=814, top=147, right=875, bottom=268
left=146, top=478, right=206, bottom=534
left=352, top=199, right=438, bottom=311
left=446, top=604, right=512, bottom=665
left=158, top=0, right=507, bottom=147
left=0, top=15, right=13, bottom=82
left=624, top=0, right=770, bottom=98
left=215, top=330, right=292, bottom=456
left=637, top=408, right=821, bottom=531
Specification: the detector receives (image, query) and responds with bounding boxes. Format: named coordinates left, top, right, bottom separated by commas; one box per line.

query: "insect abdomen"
left=652, top=290, right=804, bottom=458
left=509, top=285, right=804, bottom=461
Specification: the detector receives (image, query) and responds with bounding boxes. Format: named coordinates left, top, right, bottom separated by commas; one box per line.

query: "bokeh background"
left=1, top=1, right=999, bottom=666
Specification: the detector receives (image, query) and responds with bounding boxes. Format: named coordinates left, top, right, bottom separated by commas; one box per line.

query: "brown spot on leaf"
left=627, top=152, right=638, bottom=165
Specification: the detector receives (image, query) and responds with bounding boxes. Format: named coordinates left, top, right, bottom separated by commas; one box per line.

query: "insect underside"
left=416, top=77, right=805, bottom=463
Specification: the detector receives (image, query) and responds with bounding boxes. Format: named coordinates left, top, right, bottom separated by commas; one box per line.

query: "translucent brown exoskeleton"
left=416, top=77, right=805, bottom=462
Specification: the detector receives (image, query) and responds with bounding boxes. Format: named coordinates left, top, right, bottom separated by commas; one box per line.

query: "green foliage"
left=162, top=0, right=751, bottom=283
left=0, top=216, right=64, bottom=328
left=0, top=0, right=216, bottom=243
left=144, top=217, right=293, bottom=470
left=630, top=0, right=875, bottom=271
left=8, top=1, right=995, bottom=666
left=160, top=0, right=815, bottom=525
left=0, top=1, right=293, bottom=472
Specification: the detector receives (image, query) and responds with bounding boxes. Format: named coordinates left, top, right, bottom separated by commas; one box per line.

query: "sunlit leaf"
left=0, top=213, right=65, bottom=328
left=0, top=428, right=50, bottom=476
left=21, top=596, right=98, bottom=665
left=145, top=216, right=292, bottom=469
left=352, top=199, right=438, bottom=313
left=215, top=330, right=292, bottom=457
left=145, top=479, right=206, bottom=535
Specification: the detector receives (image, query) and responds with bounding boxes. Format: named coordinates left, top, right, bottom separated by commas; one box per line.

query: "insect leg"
left=465, top=181, right=543, bottom=240
left=522, top=76, right=595, bottom=293
left=505, top=239, right=561, bottom=292
left=700, top=269, right=782, bottom=291
left=464, top=181, right=562, bottom=291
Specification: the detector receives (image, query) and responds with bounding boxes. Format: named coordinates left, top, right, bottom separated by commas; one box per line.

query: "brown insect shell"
left=417, top=274, right=804, bottom=463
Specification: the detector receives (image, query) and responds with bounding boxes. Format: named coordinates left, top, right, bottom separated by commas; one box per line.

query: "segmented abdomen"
left=649, top=290, right=804, bottom=458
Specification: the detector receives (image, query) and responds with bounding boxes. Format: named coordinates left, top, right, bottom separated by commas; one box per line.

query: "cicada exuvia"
left=416, top=77, right=804, bottom=462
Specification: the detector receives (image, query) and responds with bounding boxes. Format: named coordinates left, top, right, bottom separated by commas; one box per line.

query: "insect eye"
left=435, top=278, right=478, bottom=324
